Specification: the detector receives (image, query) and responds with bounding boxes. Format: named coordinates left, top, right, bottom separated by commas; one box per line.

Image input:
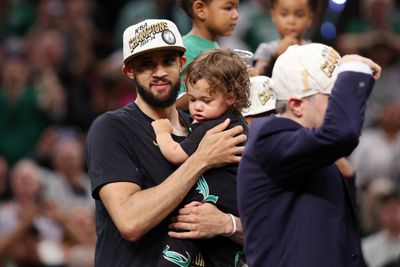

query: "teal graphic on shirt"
left=235, top=250, right=247, bottom=267
left=163, top=245, right=191, bottom=267
left=196, top=176, right=219, bottom=204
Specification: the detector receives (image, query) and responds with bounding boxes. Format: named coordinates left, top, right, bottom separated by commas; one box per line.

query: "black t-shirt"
left=87, top=103, right=190, bottom=267
left=180, top=110, right=249, bottom=216
left=87, top=103, right=247, bottom=266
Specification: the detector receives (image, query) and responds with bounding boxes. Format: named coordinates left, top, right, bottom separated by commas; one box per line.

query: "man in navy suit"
left=237, top=43, right=381, bottom=267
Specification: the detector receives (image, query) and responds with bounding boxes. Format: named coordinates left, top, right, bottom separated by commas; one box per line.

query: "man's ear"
left=193, top=0, right=207, bottom=20
left=122, top=64, right=135, bottom=79
left=287, top=98, right=304, bottom=117
left=179, top=56, right=187, bottom=70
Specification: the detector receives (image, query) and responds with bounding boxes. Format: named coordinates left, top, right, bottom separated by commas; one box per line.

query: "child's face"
left=187, top=78, right=235, bottom=123
left=203, top=0, right=239, bottom=37
left=271, top=0, right=313, bottom=40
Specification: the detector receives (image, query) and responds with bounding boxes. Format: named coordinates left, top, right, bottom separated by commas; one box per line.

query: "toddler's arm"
left=152, top=119, right=189, bottom=164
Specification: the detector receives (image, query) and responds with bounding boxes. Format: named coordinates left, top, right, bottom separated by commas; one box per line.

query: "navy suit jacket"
left=237, top=71, right=375, bottom=267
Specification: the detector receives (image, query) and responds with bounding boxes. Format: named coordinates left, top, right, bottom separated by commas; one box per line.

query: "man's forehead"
left=134, top=49, right=180, bottom=61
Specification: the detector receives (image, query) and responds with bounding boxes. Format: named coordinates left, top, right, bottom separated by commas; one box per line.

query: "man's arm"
left=99, top=119, right=246, bottom=241
left=152, top=119, right=189, bottom=164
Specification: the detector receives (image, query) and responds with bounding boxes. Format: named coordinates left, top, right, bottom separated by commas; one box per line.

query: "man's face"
left=302, top=93, right=330, bottom=128
left=130, top=50, right=183, bottom=108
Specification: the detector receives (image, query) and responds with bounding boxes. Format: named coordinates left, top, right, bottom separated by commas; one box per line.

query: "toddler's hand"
left=151, top=119, right=173, bottom=134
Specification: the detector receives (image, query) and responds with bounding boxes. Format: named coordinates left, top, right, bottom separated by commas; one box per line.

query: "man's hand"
left=196, top=119, right=246, bottom=169
left=151, top=119, right=173, bottom=135
left=340, top=55, right=382, bottom=80
left=335, top=157, right=355, bottom=179
left=168, top=201, right=231, bottom=239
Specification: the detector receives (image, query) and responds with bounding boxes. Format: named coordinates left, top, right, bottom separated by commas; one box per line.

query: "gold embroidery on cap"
left=301, top=69, right=311, bottom=92
left=258, top=89, right=274, bottom=105
left=320, top=48, right=340, bottom=78
left=129, top=22, right=169, bottom=52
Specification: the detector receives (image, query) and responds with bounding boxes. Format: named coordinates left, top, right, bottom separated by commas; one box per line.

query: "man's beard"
left=134, top=78, right=180, bottom=108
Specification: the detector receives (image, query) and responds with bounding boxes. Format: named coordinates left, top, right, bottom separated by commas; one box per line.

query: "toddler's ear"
left=226, top=97, right=236, bottom=106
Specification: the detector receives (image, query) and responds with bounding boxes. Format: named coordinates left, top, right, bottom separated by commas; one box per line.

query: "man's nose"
left=153, top=64, right=168, bottom=78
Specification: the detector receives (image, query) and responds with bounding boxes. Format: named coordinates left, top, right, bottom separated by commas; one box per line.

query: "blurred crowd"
left=0, top=0, right=400, bottom=266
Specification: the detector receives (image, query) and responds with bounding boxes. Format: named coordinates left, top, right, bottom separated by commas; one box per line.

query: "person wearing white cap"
left=86, top=19, right=246, bottom=267
left=237, top=43, right=381, bottom=267
left=242, top=75, right=276, bottom=125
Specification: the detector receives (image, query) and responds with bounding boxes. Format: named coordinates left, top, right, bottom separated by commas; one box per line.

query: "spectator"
left=42, top=131, right=93, bottom=212
left=219, top=0, right=279, bottom=52
left=0, top=159, right=64, bottom=267
left=253, top=0, right=318, bottom=76
left=350, top=102, right=400, bottom=192
left=362, top=192, right=400, bottom=267
left=335, top=0, right=400, bottom=127
left=0, top=43, right=63, bottom=165
left=175, top=0, right=240, bottom=109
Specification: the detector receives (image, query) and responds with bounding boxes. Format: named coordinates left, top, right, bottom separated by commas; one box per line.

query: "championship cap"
left=242, top=76, right=276, bottom=117
left=271, top=43, right=341, bottom=100
left=122, top=19, right=186, bottom=63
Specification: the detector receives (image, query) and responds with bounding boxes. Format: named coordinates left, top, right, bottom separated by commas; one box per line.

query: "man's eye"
left=140, top=61, right=152, bottom=68
left=164, top=58, right=175, bottom=65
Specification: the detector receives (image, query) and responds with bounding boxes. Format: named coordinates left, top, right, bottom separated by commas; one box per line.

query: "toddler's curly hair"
left=184, top=48, right=251, bottom=112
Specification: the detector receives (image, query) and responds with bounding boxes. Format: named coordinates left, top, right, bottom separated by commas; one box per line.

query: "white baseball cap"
left=122, top=19, right=186, bottom=63
left=271, top=43, right=341, bottom=100
left=242, top=76, right=276, bottom=117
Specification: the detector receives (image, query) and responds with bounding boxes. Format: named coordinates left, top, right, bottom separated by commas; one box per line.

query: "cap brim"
left=242, top=99, right=276, bottom=117
left=124, top=46, right=186, bottom=64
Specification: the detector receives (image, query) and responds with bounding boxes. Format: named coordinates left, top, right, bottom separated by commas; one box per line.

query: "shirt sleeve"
left=86, top=113, right=141, bottom=199
left=179, top=123, right=209, bottom=156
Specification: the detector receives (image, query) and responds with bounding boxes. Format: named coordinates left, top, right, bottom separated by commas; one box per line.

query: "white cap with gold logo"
left=123, top=19, right=186, bottom=63
left=242, top=76, right=276, bottom=117
left=271, top=43, right=341, bottom=100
